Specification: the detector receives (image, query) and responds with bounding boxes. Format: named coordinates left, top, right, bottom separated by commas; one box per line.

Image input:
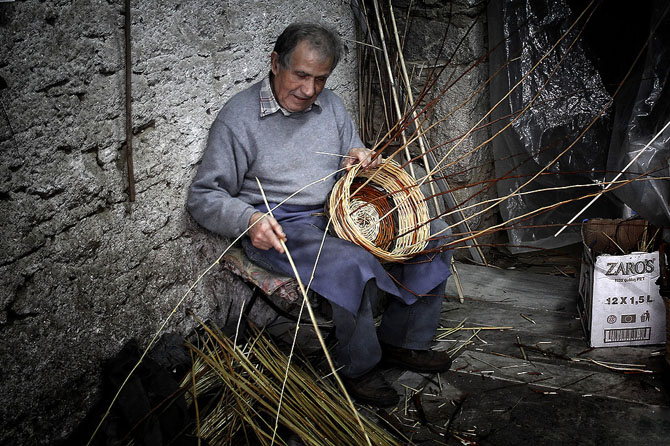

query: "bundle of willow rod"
left=329, top=158, right=430, bottom=262
left=180, top=323, right=401, bottom=446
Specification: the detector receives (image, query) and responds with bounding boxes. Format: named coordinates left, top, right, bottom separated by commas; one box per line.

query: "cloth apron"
left=242, top=203, right=452, bottom=315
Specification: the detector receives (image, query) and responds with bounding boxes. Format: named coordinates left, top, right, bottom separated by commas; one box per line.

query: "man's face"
left=271, top=40, right=333, bottom=113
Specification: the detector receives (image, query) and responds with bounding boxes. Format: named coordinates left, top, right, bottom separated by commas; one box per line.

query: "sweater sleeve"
left=187, top=114, right=257, bottom=239
left=335, top=95, right=365, bottom=154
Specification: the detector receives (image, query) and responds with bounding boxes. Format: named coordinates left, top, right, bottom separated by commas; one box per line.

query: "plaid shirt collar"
left=259, top=74, right=321, bottom=117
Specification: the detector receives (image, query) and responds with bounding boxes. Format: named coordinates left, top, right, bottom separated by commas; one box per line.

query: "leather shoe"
left=381, top=343, right=452, bottom=373
left=341, top=370, right=399, bottom=407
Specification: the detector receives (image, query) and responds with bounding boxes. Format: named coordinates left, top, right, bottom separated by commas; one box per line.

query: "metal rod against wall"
left=124, top=0, right=136, bottom=202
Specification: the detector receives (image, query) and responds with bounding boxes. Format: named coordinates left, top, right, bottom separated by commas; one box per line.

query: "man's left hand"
left=343, top=147, right=381, bottom=171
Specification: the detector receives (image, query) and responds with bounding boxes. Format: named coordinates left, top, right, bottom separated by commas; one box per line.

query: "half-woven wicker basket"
left=328, top=158, right=430, bottom=262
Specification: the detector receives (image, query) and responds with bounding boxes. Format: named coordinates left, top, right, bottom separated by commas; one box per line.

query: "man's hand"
left=343, top=147, right=381, bottom=171
left=248, top=211, right=287, bottom=254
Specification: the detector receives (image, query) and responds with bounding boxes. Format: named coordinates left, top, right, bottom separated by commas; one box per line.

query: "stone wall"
left=0, top=1, right=359, bottom=444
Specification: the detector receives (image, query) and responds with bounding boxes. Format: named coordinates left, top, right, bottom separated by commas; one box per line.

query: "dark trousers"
left=329, top=278, right=446, bottom=378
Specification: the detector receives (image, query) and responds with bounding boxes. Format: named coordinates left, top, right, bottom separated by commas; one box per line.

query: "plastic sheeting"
left=487, top=0, right=619, bottom=252
left=606, top=1, right=670, bottom=228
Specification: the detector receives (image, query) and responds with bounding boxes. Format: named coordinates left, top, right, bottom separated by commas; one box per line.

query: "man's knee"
left=428, top=218, right=452, bottom=252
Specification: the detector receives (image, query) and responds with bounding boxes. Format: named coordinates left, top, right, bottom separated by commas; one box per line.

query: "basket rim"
left=328, top=158, right=430, bottom=262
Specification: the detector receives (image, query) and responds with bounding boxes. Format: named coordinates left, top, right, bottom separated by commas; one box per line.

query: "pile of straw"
left=180, top=323, right=401, bottom=445
left=328, top=158, right=430, bottom=262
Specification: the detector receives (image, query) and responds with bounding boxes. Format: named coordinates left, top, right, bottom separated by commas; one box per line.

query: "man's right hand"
left=248, top=211, right=287, bottom=254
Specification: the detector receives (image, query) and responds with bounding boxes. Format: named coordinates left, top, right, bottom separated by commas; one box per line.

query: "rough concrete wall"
left=0, top=0, right=358, bottom=444
left=393, top=0, right=498, bottom=256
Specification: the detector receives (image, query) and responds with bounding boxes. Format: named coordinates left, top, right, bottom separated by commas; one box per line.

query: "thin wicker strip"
left=329, top=158, right=430, bottom=262
left=181, top=324, right=403, bottom=445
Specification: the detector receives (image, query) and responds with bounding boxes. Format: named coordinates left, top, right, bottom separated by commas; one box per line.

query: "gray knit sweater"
left=187, top=80, right=364, bottom=238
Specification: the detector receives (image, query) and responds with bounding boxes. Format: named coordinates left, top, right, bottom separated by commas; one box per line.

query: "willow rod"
left=452, top=2, right=670, bottom=245
left=387, top=3, right=486, bottom=264
left=271, top=207, right=332, bottom=445
left=357, top=0, right=539, bottom=188
left=371, top=0, right=416, bottom=178
left=376, top=0, right=599, bottom=217
left=388, top=3, right=441, bottom=214
left=87, top=165, right=355, bottom=445
left=425, top=0, right=603, bottom=241
left=351, top=10, right=570, bottom=238
left=458, top=0, right=668, bottom=244
left=256, top=179, right=373, bottom=446
left=554, top=119, right=670, bottom=236
left=435, top=170, right=651, bottom=251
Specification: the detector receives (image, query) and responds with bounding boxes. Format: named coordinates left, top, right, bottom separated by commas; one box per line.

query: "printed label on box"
left=580, top=251, right=665, bottom=347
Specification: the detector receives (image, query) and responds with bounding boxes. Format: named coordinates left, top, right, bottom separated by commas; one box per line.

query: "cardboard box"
left=579, top=248, right=665, bottom=347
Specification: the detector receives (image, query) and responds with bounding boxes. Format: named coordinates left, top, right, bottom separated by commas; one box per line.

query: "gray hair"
left=272, top=22, right=342, bottom=71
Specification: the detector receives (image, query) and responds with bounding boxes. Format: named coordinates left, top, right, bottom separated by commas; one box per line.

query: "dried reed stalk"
left=355, top=0, right=606, bottom=252
left=370, top=0, right=416, bottom=178
left=87, top=168, right=354, bottom=445
left=425, top=1, right=602, bottom=241
left=181, top=323, right=403, bottom=446
left=255, top=179, right=374, bottom=446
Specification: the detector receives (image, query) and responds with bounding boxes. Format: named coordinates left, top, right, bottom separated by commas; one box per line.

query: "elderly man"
left=188, top=22, right=453, bottom=407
